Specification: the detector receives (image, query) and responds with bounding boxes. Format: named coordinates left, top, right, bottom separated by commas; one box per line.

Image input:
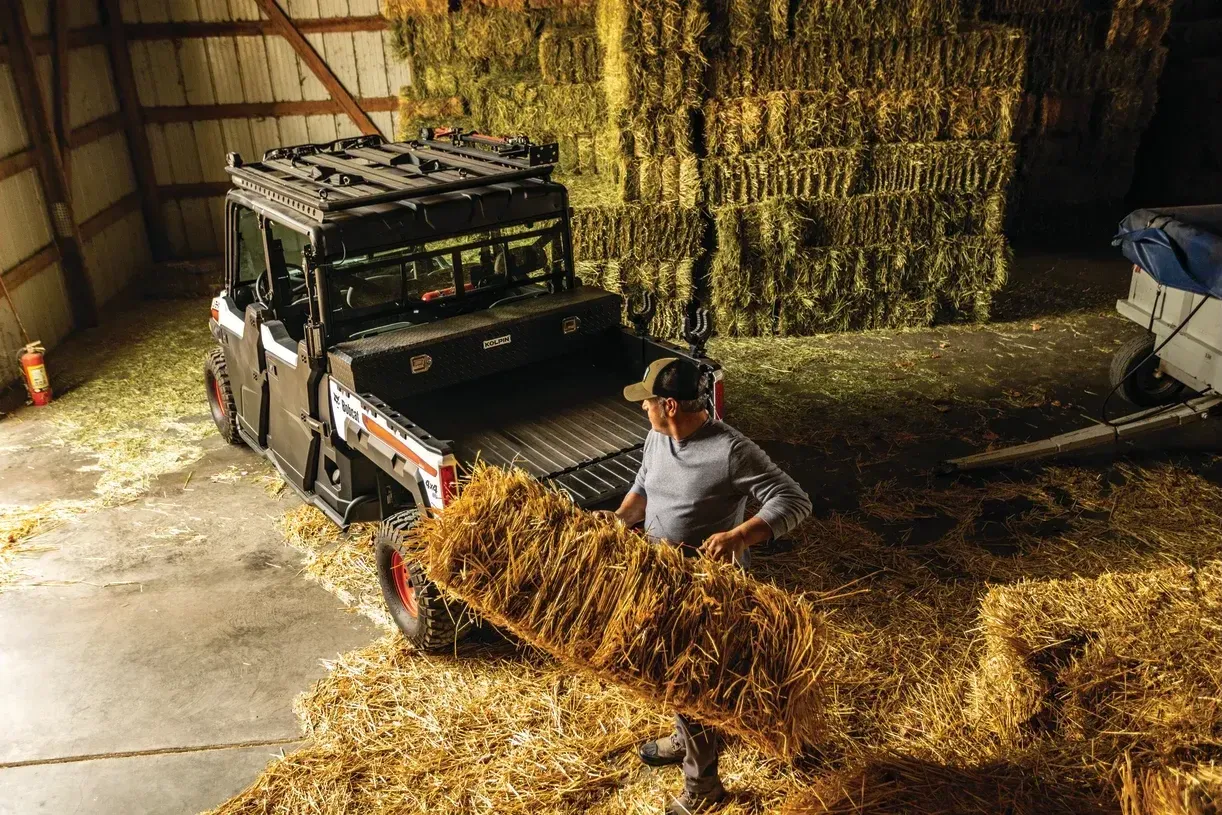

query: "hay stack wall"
left=389, top=1, right=1029, bottom=338
left=977, top=0, right=1175, bottom=240
left=703, top=10, right=1024, bottom=336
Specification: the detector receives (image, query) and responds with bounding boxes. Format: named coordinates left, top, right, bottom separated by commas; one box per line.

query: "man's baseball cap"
left=623, top=357, right=702, bottom=402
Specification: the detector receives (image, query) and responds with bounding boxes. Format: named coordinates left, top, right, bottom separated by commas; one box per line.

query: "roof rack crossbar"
left=298, top=153, right=430, bottom=190
left=260, top=159, right=370, bottom=200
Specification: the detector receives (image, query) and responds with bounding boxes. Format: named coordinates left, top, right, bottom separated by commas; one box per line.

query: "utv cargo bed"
left=405, top=359, right=649, bottom=505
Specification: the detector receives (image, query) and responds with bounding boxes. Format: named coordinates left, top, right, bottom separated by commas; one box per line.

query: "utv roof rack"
left=223, top=130, right=559, bottom=222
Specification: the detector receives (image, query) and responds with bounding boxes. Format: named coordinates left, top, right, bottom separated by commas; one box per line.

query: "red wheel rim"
left=212, top=378, right=226, bottom=416
left=389, top=550, right=418, bottom=617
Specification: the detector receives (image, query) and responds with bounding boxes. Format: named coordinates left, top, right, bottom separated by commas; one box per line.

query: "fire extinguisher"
left=19, top=342, right=52, bottom=406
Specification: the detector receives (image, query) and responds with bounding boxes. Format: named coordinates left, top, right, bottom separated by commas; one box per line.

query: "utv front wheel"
left=205, top=348, right=242, bottom=445
left=375, top=510, right=474, bottom=652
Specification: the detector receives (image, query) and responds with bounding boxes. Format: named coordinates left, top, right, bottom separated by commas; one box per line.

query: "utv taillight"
left=210, top=306, right=220, bottom=323
left=713, top=376, right=725, bottom=420
left=439, top=464, right=458, bottom=506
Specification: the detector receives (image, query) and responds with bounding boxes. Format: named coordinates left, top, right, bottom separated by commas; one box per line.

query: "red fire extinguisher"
left=19, top=342, right=52, bottom=406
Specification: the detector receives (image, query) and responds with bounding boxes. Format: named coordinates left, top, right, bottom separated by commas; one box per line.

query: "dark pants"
left=670, top=545, right=751, bottom=792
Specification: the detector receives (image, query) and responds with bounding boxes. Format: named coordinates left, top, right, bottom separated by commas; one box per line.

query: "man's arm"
left=614, top=490, right=647, bottom=526
left=702, top=435, right=812, bottom=563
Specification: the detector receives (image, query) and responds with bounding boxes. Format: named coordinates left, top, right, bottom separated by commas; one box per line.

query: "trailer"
left=943, top=206, right=1222, bottom=473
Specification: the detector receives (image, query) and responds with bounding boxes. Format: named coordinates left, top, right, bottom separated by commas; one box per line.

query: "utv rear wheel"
left=1109, top=333, right=1185, bottom=407
left=375, top=510, right=474, bottom=652
left=205, top=348, right=241, bottom=445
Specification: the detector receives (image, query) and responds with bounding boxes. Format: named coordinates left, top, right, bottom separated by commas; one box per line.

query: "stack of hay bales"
left=388, top=0, right=608, bottom=178
left=577, top=0, right=715, bottom=337
left=701, top=6, right=1024, bottom=336
left=1130, top=0, right=1222, bottom=206
left=977, top=0, right=1175, bottom=240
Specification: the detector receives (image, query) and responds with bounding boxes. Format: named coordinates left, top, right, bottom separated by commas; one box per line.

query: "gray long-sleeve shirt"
left=628, top=419, right=812, bottom=549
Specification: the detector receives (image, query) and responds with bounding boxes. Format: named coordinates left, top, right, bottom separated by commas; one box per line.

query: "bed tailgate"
left=403, top=362, right=650, bottom=506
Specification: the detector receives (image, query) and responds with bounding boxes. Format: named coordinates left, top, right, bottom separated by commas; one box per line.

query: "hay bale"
left=411, top=465, right=832, bottom=760
left=705, top=88, right=1021, bottom=156
left=576, top=256, right=696, bottom=338
left=539, top=27, right=602, bottom=83
left=704, top=148, right=863, bottom=206
left=1119, top=760, right=1222, bottom=815
left=618, top=155, right=703, bottom=206
left=867, top=142, right=1017, bottom=195
left=710, top=0, right=963, bottom=45
left=598, top=0, right=710, bottom=116
left=968, top=563, right=1222, bottom=757
left=569, top=202, right=707, bottom=261
left=708, top=27, right=1026, bottom=97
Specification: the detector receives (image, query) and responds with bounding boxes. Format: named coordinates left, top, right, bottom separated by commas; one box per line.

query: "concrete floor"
left=0, top=435, right=378, bottom=814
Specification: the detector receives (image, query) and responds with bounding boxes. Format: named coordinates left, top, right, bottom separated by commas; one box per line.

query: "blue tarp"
left=1114, top=206, right=1222, bottom=299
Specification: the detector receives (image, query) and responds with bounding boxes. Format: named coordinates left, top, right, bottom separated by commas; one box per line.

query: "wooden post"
left=0, top=1, right=98, bottom=328
left=99, top=0, right=171, bottom=261
left=251, top=0, right=383, bottom=138
left=52, top=0, right=71, bottom=187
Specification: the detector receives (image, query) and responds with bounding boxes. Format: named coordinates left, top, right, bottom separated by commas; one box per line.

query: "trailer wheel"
left=1109, top=333, right=1185, bottom=407
left=375, top=509, right=475, bottom=652
left=205, top=348, right=242, bottom=445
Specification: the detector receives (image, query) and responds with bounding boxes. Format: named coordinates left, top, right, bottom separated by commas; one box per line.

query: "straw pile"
left=969, top=562, right=1222, bottom=762
left=1120, top=759, right=1222, bottom=815
left=408, top=464, right=832, bottom=760
left=1129, top=0, right=1222, bottom=206
left=975, top=0, right=1175, bottom=240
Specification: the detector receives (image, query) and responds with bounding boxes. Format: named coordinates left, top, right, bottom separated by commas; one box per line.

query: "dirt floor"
left=1, top=251, right=1218, bottom=813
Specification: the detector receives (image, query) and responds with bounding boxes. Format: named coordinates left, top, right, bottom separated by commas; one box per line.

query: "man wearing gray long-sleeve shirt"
left=611, top=357, right=812, bottom=815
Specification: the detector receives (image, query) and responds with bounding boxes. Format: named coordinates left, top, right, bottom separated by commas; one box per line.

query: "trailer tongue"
left=943, top=205, right=1222, bottom=473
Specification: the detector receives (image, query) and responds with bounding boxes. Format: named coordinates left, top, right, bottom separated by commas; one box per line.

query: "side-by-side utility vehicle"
left=205, top=129, right=722, bottom=649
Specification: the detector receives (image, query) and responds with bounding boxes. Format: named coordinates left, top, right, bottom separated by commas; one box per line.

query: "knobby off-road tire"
left=205, top=348, right=242, bottom=445
left=375, top=509, right=475, bottom=652
left=1109, top=333, right=1185, bottom=408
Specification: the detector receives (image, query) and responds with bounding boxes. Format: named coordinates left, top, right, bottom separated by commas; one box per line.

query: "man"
left=611, top=357, right=812, bottom=815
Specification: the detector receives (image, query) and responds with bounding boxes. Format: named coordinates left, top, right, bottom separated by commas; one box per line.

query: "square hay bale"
left=968, top=563, right=1222, bottom=757
left=866, top=142, right=1017, bottom=195
left=570, top=202, right=707, bottom=260
left=393, top=8, right=546, bottom=89
left=708, top=26, right=1026, bottom=97
left=617, top=106, right=701, bottom=157
left=412, top=465, right=833, bottom=760
left=1027, top=46, right=1168, bottom=95
left=705, top=89, right=1021, bottom=156
left=539, top=27, right=602, bottom=83
left=709, top=0, right=963, bottom=46
left=704, top=148, right=863, bottom=207
left=467, top=80, right=607, bottom=141
left=618, top=155, right=703, bottom=206
left=575, top=256, right=697, bottom=337
left=796, top=193, right=1007, bottom=245
left=597, top=0, right=710, bottom=115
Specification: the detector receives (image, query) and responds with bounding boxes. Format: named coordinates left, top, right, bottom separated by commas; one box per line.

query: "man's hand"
left=700, top=529, right=748, bottom=564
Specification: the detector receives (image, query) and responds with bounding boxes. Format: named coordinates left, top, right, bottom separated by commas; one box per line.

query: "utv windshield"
left=325, top=217, right=566, bottom=337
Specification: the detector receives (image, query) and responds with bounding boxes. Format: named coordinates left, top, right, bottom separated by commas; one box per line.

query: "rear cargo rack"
left=223, top=132, right=559, bottom=221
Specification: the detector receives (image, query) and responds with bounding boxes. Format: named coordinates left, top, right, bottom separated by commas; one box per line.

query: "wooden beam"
left=0, top=193, right=140, bottom=291
left=1, top=245, right=58, bottom=291
left=250, top=0, right=383, bottom=138
left=160, top=182, right=232, bottom=199
left=80, top=192, right=141, bottom=241
left=0, top=149, right=38, bottom=183
left=124, top=16, right=389, bottom=39
left=143, top=96, right=400, bottom=123
left=0, top=26, right=108, bottom=61
left=67, top=112, right=125, bottom=150
left=100, top=0, right=170, bottom=263
left=51, top=0, right=71, bottom=188
left=0, top=1, right=97, bottom=328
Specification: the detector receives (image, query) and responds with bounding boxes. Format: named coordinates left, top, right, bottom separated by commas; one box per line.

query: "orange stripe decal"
left=362, top=415, right=438, bottom=477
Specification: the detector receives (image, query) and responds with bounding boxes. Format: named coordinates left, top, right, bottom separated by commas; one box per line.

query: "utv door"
left=226, top=202, right=269, bottom=446
left=260, top=220, right=320, bottom=494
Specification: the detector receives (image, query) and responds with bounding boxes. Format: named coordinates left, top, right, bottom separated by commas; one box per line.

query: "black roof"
left=223, top=132, right=569, bottom=258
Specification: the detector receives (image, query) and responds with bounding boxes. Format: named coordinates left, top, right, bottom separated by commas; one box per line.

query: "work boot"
left=666, top=782, right=728, bottom=815
left=637, top=731, right=685, bottom=767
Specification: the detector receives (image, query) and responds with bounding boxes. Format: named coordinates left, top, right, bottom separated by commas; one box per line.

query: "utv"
left=204, top=130, right=723, bottom=650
